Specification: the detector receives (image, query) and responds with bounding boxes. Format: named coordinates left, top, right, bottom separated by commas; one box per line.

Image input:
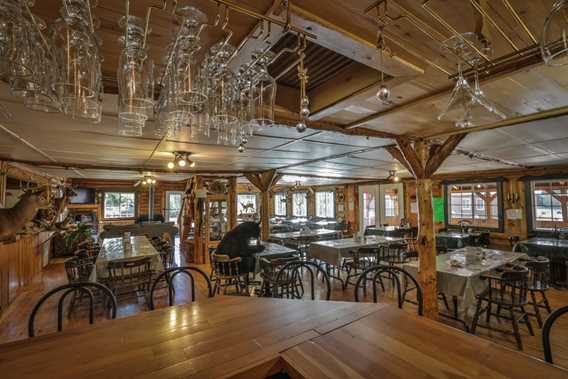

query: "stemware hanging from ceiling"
left=438, top=33, right=506, bottom=128
left=51, top=0, right=103, bottom=123
left=117, top=15, right=154, bottom=136
left=249, top=51, right=276, bottom=130
left=542, top=0, right=568, bottom=66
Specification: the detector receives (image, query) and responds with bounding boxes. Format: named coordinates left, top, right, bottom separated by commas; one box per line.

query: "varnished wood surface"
left=282, top=305, right=568, bottom=379
left=0, top=296, right=381, bottom=379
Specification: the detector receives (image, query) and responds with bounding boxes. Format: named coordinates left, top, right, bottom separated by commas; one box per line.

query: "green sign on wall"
left=432, top=196, right=445, bottom=223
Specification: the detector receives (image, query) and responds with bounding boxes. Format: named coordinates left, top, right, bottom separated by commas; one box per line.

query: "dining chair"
left=210, top=253, right=244, bottom=295
left=543, top=305, right=568, bottom=364
left=64, top=255, right=96, bottom=283
left=149, top=266, right=213, bottom=310
left=106, top=257, right=153, bottom=303
left=342, top=247, right=378, bottom=290
left=378, top=243, right=410, bottom=266
left=525, top=259, right=553, bottom=328
left=28, top=282, right=117, bottom=337
left=471, top=268, right=533, bottom=350
left=259, top=256, right=301, bottom=297
left=354, top=265, right=423, bottom=316
left=274, top=261, right=331, bottom=300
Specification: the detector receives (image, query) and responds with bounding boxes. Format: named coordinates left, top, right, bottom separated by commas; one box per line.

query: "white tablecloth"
left=309, top=236, right=405, bottom=267
left=404, top=249, right=526, bottom=319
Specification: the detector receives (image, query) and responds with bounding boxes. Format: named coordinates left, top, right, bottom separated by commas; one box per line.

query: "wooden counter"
left=0, top=297, right=564, bottom=379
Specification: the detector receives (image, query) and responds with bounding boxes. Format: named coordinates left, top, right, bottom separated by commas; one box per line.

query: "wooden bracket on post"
left=244, top=169, right=282, bottom=241
left=386, top=135, right=466, bottom=319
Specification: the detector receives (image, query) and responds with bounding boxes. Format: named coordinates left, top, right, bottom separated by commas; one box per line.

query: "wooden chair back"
left=484, top=268, right=529, bottom=307
left=64, top=256, right=95, bottom=283
left=525, top=259, right=551, bottom=291
left=107, top=257, right=153, bottom=289
left=211, top=253, right=242, bottom=279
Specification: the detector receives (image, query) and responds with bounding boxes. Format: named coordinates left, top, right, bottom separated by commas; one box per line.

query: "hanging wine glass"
left=117, top=15, right=154, bottom=133
left=542, top=0, right=568, bottom=66
left=250, top=51, right=276, bottom=130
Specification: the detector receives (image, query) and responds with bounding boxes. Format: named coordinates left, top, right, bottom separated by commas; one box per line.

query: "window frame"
left=524, top=175, right=568, bottom=235
left=237, top=192, right=258, bottom=215
left=315, top=190, right=335, bottom=219
left=443, top=179, right=504, bottom=232
left=273, top=192, right=287, bottom=217
left=103, top=191, right=137, bottom=220
left=292, top=192, right=308, bottom=217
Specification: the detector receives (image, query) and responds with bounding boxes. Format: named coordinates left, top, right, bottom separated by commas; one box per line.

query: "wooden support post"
left=386, top=135, right=466, bottom=319
left=228, top=176, right=237, bottom=230
left=244, top=169, right=281, bottom=241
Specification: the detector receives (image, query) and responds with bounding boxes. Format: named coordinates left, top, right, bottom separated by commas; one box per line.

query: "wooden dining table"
left=0, top=296, right=564, bottom=379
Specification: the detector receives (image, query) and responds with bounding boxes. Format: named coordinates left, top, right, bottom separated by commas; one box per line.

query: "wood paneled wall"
left=0, top=232, right=51, bottom=318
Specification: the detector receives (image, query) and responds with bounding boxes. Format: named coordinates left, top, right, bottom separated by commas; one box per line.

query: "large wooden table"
left=0, top=297, right=564, bottom=379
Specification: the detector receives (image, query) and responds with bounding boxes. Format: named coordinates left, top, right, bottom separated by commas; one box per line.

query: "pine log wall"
left=0, top=232, right=51, bottom=318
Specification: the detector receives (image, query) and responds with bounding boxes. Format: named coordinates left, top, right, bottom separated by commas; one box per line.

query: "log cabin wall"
left=69, top=179, right=185, bottom=224
left=403, top=166, right=568, bottom=249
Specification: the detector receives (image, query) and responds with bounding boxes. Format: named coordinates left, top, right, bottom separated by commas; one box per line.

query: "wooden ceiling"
left=0, top=0, right=567, bottom=184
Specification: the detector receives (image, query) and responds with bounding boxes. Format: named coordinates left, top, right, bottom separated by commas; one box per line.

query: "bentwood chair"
left=354, top=265, right=424, bottom=316
left=259, top=256, right=301, bottom=297
left=525, top=259, right=553, bottom=328
left=274, top=261, right=331, bottom=300
left=378, top=243, right=410, bottom=266
left=149, top=266, right=213, bottom=310
left=543, top=305, right=568, bottom=364
left=342, top=247, right=378, bottom=289
left=28, top=282, right=117, bottom=337
left=471, top=268, right=533, bottom=350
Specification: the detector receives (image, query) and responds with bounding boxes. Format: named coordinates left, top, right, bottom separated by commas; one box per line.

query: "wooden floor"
left=1, top=239, right=567, bottom=370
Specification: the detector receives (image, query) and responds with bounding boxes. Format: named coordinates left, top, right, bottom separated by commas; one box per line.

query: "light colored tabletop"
left=270, top=229, right=338, bottom=240
left=405, top=249, right=525, bottom=278
left=98, top=235, right=160, bottom=263
left=0, top=297, right=380, bottom=379
left=281, top=305, right=567, bottom=379
left=96, top=235, right=163, bottom=280
left=522, top=237, right=568, bottom=248
left=0, top=297, right=562, bottom=379
left=311, top=235, right=404, bottom=251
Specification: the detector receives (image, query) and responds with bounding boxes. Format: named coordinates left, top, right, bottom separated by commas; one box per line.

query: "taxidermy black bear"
left=215, top=221, right=265, bottom=273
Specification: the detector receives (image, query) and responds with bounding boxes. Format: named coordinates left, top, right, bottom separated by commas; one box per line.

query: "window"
left=292, top=192, right=307, bottom=217
left=104, top=192, right=135, bottom=219
left=237, top=193, right=257, bottom=215
left=274, top=192, right=287, bottom=216
left=165, top=191, right=183, bottom=224
left=315, top=191, right=335, bottom=218
left=384, top=189, right=399, bottom=218
left=362, top=191, right=376, bottom=227
left=446, top=182, right=500, bottom=229
left=530, top=179, right=568, bottom=231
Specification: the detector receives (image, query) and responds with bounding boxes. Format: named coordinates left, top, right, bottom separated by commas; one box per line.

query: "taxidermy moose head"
left=0, top=187, right=49, bottom=242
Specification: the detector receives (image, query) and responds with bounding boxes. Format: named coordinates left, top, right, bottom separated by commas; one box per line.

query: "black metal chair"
left=378, top=243, right=410, bottom=266
left=508, top=236, right=520, bottom=250
left=342, top=247, right=378, bottom=289
left=28, top=282, right=117, bottom=337
left=354, top=265, right=424, bottom=316
left=274, top=261, right=331, bottom=300
left=543, top=305, right=568, bottom=364
left=471, top=268, right=533, bottom=350
left=259, top=256, right=301, bottom=297
left=149, top=266, right=213, bottom=310
left=525, top=259, right=553, bottom=328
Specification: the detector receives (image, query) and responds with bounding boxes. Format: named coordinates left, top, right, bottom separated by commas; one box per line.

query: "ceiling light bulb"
left=189, top=160, right=196, bottom=168
left=151, top=179, right=156, bottom=184
left=393, top=176, right=400, bottom=182
left=296, top=121, right=307, bottom=133
left=178, top=159, right=187, bottom=167
left=167, top=161, right=175, bottom=169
